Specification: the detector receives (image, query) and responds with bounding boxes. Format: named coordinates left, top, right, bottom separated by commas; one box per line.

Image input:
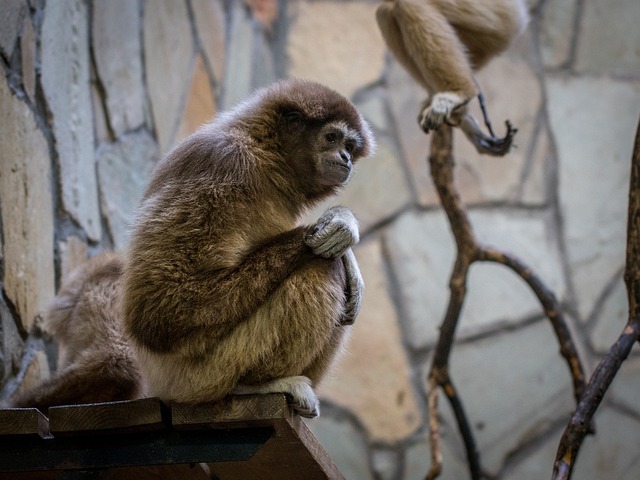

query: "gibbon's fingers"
left=419, top=91, right=469, bottom=133
left=305, top=206, right=360, bottom=259
left=340, top=249, right=364, bottom=326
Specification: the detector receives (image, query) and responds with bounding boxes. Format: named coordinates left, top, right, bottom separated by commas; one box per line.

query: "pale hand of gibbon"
left=340, top=248, right=363, bottom=326
left=418, top=92, right=468, bottom=132
left=305, top=206, right=359, bottom=259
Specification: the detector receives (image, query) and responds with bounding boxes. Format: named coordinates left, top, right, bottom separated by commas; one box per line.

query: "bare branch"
left=551, top=116, right=640, bottom=479
left=424, top=125, right=589, bottom=479
left=477, top=247, right=587, bottom=404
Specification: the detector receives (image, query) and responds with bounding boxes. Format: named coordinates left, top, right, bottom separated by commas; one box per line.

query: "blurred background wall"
left=0, top=0, right=639, bottom=478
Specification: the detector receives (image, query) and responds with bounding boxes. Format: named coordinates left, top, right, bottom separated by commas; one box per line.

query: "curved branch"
left=426, top=126, right=481, bottom=479
left=477, top=247, right=587, bottom=404
left=424, top=125, right=589, bottom=479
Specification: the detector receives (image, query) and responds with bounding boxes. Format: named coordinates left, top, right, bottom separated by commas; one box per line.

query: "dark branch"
left=551, top=115, right=640, bottom=479
left=424, top=125, right=588, bottom=479
left=477, top=247, right=587, bottom=404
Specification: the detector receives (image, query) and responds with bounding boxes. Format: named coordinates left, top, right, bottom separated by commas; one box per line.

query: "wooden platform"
left=0, top=394, right=344, bottom=480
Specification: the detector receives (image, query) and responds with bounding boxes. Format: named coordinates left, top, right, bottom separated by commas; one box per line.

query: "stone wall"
left=1, top=1, right=639, bottom=479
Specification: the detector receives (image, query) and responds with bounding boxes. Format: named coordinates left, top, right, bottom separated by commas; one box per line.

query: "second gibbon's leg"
left=377, top=0, right=478, bottom=130
left=377, top=0, right=527, bottom=155
left=9, top=346, right=141, bottom=410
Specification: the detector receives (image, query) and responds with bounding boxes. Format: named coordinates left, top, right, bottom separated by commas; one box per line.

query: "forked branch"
left=424, top=125, right=588, bottom=480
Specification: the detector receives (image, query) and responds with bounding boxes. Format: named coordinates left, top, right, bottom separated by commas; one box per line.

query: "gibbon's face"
left=279, top=109, right=365, bottom=191
left=314, top=120, right=360, bottom=187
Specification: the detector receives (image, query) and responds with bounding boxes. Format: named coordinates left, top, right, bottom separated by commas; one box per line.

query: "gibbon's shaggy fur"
left=9, top=253, right=143, bottom=409
left=11, top=79, right=374, bottom=418
left=377, top=0, right=528, bottom=155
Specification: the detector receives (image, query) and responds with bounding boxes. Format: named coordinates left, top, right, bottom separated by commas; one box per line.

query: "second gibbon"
left=10, top=79, right=375, bottom=417
left=377, top=0, right=529, bottom=155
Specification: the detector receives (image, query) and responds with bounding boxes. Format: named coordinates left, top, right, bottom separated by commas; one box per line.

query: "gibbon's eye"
left=345, top=141, right=355, bottom=154
left=325, top=132, right=338, bottom=144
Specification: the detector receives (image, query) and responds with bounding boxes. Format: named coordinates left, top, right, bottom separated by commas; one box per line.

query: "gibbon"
left=9, top=253, right=143, bottom=408
left=11, top=79, right=375, bottom=418
left=377, top=0, right=529, bottom=155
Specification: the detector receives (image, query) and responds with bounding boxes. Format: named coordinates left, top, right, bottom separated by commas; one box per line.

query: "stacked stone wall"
left=0, top=1, right=639, bottom=478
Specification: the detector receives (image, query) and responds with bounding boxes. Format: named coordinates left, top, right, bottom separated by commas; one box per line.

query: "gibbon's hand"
left=305, top=206, right=359, bottom=259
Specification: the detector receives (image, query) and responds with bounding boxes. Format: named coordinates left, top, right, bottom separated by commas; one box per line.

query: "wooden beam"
left=0, top=395, right=345, bottom=479
left=0, top=408, right=50, bottom=439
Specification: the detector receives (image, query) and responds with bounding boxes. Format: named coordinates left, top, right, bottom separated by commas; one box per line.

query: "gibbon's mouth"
left=328, top=160, right=351, bottom=172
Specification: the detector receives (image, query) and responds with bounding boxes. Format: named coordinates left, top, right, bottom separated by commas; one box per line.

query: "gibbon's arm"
left=340, top=249, right=363, bottom=326
left=128, top=227, right=315, bottom=352
left=128, top=206, right=359, bottom=353
left=199, top=205, right=358, bottom=336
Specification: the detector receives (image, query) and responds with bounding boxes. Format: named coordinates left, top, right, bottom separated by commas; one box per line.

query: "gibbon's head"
left=147, top=79, right=376, bottom=206
left=218, top=78, right=376, bottom=200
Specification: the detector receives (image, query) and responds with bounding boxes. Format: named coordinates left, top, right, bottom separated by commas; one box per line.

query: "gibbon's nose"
left=339, top=149, right=351, bottom=163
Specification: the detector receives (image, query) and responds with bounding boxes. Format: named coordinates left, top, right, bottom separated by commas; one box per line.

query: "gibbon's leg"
left=233, top=320, right=349, bottom=419
left=430, top=0, right=528, bottom=69
left=376, top=1, right=432, bottom=92
left=138, top=208, right=358, bottom=414
left=141, top=257, right=346, bottom=417
left=377, top=0, right=525, bottom=155
left=128, top=209, right=360, bottom=355
left=9, top=347, right=141, bottom=409
left=377, top=0, right=478, bottom=131
left=231, top=262, right=349, bottom=418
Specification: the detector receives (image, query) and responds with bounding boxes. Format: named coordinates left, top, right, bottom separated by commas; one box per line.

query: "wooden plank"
left=0, top=471, right=60, bottom=480
left=0, top=395, right=344, bottom=479
left=0, top=464, right=211, bottom=480
left=172, top=394, right=345, bottom=480
left=0, top=428, right=270, bottom=473
left=0, top=408, right=50, bottom=439
left=171, top=394, right=289, bottom=429
left=207, top=415, right=345, bottom=480
left=49, top=398, right=166, bottom=436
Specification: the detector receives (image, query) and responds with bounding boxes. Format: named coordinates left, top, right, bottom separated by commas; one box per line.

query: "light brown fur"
left=11, top=79, right=374, bottom=417
left=377, top=0, right=528, bottom=154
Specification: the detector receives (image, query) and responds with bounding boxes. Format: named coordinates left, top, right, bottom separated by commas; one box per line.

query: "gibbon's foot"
left=461, top=115, right=518, bottom=157
left=340, top=249, right=363, bottom=326
left=282, top=376, right=321, bottom=418
left=232, top=376, right=320, bottom=418
left=305, top=206, right=359, bottom=259
left=419, top=92, right=468, bottom=133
